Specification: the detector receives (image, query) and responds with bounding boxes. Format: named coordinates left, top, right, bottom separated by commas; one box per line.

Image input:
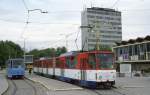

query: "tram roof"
left=8, top=58, right=23, bottom=61
left=60, top=51, right=78, bottom=57
left=60, top=50, right=112, bottom=57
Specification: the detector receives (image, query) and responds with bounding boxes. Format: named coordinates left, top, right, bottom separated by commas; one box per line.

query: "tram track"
left=92, top=90, right=103, bottom=95
left=112, top=88, right=126, bottom=95
left=85, top=87, right=127, bottom=95
left=11, top=80, right=17, bottom=95
left=2, top=78, right=38, bottom=95
left=2, top=79, right=16, bottom=95
left=23, top=78, right=37, bottom=95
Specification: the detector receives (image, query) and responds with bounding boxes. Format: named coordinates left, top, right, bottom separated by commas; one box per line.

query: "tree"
left=28, top=47, right=67, bottom=58
left=0, top=40, right=24, bottom=67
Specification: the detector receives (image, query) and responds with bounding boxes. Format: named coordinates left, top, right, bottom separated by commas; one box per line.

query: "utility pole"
left=23, top=38, right=26, bottom=65
left=23, top=9, right=48, bottom=65
left=80, top=25, right=93, bottom=51
left=93, top=21, right=100, bottom=51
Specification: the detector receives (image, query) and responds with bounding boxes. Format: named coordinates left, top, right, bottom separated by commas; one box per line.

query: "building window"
left=147, top=43, right=150, bottom=52
left=87, top=15, right=94, bottom=18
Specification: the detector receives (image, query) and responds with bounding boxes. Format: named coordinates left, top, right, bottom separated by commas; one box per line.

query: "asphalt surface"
left=1, top=70, right=150, bottom=95
left=2, top=78, right=49, bottom=95
left=0, top=71, right=8, bottom=95
left=26, top=73, right=129, bottom=95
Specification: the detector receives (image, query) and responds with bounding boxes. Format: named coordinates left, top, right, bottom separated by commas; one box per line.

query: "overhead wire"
left=110, top=0, right=120, bottom=8
left=1, top=17, right=150, bottom=26
left=0, top=18, right=24, bottom=23
left=16, top=0, right=30, bottom=51
left=49, top=31, right=79, bottom=49
left=0, top=18, right=80, bottom=26
left=20, top=0, right=30, bottom=39
left=49, top=38, right=66, bottom=48
left=22, top=0, right=29, bottom=10
left=75, top=27, right=80, bottom=50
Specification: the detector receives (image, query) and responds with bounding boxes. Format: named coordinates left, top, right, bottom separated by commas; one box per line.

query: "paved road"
left=27, top=73, right=150, bottom=95
left=116, top=77, right=150, bottom=95
left=0, top=70, right=8, bottom=95
left=43, top=87, right=129, bottom=95
left=26, top=73, right=83, bottom=91
left=2, top=70, right=150, bottom=95
left=26, top=74, right=130, bottom=95
left=2, top=78, right=49, bottom=95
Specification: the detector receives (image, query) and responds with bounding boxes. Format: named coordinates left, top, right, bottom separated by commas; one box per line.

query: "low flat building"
left=113, top=36, right=150, bottom=77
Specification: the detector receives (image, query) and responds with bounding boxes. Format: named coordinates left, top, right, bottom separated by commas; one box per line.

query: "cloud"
left=0, top=0, right=150, bottom=51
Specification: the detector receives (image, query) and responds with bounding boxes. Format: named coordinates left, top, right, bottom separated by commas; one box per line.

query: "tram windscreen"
left=88, top=54, right=96, bottom=69
left=97, top=53, right=113, bottom=69
left=12, top=60, right=24, bottom=68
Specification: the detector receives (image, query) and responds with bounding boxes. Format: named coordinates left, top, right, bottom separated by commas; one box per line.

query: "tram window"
left=88, top=54, right=96, bottom=69
left=48, top=60, right=53, bottom=67
left=66, top=56, right=76, bottom=69
left=73, top=56, right=77, bottom=68
left=56, top=59, right=61, bottom=68
left=97, top=54, right=113, bottom=69
left=12, top=60, right=24, bottom=68
left=80, top=58, right=87, bottom=68
left=7, top=61, right=12, bottom=68
left=66, top=57, right=70, bottom=68
left=70, top=56, right=76, bottom=69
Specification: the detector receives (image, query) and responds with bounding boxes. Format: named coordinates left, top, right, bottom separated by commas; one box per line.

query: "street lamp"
left=23, top=37, right=27, bottom=66
left=23, top=8, right=48, bottom=65
left=28, top=9, right=48, bottom=13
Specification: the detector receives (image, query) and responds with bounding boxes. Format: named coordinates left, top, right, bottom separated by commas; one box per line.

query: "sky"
left=0, top=0, right=150, bottom=51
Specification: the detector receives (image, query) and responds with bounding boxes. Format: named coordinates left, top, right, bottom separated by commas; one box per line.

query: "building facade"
left=113, top=36, right=150, bottom=77
left=81, top=7, right=122, bottom=51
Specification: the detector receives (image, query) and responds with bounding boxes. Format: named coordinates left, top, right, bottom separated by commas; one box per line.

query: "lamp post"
left=23, top=9, right=48, bottom=65
left=23, top=37, right=27, bottom=65
left=28, top=9, right=48, bottom=13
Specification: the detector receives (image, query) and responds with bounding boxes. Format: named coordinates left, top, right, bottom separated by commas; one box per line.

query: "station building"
left=113, top=36, right=150, bottom=77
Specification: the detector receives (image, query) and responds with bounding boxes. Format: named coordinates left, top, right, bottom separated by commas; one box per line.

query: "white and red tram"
left=33, top=50, right=116, bottom=88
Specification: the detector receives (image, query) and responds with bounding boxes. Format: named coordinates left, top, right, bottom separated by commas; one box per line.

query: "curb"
left=123, top=86, right=145, bottom=88
left=1, top=78, right=9, bottom=95
left=25, top=77, right=50, bottom=91
left=26, top=77, right=83, bottom=91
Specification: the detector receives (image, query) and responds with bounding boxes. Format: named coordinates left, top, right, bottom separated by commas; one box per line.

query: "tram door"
left=60, top=57, right=65, bottom=77
left=80, top=54, right=87, bottom=81
left=46, top=60, right=48, bottom=75
left=41, top=61, right=43, bottom=74
left=53, top=58, right=56, bottom=76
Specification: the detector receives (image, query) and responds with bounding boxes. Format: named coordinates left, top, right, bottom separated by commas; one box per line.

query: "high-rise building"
left=81, top=7, right=122, bottom=51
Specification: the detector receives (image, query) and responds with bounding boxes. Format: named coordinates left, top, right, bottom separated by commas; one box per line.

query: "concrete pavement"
left=0, top=70, right=8, bottom=95
left=115, top=77, right=150, bottom=95
left=25, top=72, right=150, bottom=95
left=116, top=77, right=150, bottom=88
left=26, top=73, right=83, bottom=91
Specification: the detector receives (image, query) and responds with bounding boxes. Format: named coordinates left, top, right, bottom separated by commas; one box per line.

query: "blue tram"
left=6, top=58, right=25, bottom=78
